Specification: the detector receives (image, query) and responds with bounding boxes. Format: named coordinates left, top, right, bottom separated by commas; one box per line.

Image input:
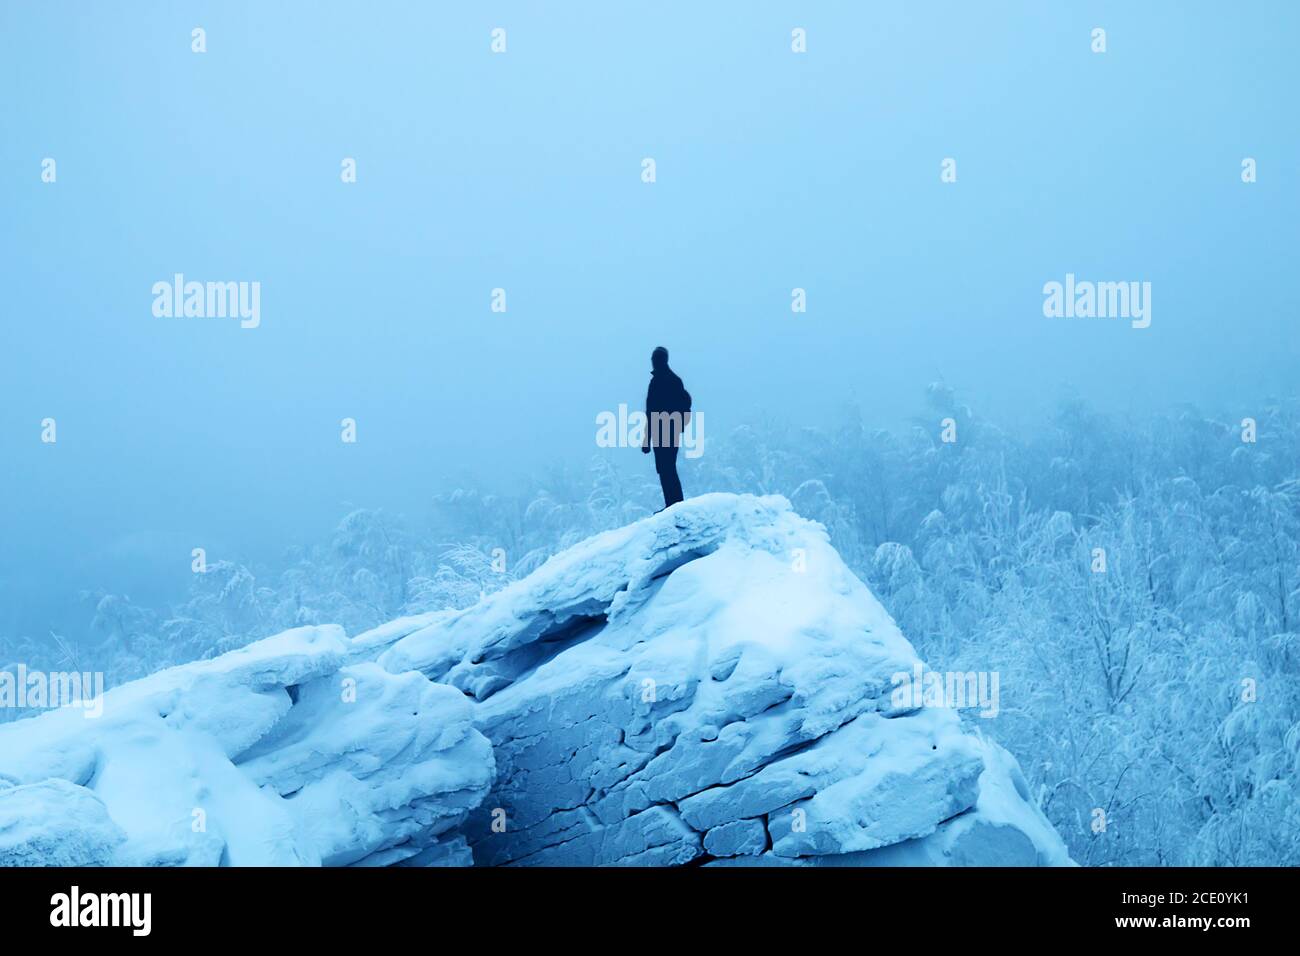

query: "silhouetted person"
left=641, top=346, right=691, bottom=510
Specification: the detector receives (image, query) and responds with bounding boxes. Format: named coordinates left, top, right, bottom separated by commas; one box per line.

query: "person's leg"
left=665, top=463, right=683, bottom=505
left=653, top=445, right=671, bottom=507
left=655, top=445, right=684, bottom=506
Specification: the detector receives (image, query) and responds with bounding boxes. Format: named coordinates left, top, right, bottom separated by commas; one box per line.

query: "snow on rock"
left=363, top=493, right=1072, bottom=866
left=0, top=779, right=125, bottom=866
left=0, top=626, right=493, bottom=866
left=2, top=492, right=1069, bottom=867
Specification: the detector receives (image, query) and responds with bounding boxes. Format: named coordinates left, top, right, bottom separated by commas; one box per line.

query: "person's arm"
left=642, top=381, right=653, bottom=453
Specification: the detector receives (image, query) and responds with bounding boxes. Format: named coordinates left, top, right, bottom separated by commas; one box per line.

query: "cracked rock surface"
left=364, top=493, right=1072, bottom=867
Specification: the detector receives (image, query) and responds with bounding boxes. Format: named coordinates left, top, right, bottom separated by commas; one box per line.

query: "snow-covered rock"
left=0, top=779, right=125, bottom=866
left=1, top=493, right=1070, bottom=867
left=0, top=626, right=493, bottom=866
left=361, top=493, right=1072, bottom=866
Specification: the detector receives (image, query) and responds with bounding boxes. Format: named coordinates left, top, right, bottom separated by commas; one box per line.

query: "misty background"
left=2, top=0, right=1297, bottom=641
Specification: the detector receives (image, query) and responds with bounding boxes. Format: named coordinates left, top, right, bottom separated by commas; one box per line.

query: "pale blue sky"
left=2, top=1, right=1297, bottom=635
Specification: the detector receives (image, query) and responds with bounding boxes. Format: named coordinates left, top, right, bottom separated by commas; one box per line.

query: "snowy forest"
left=4, top=385, right=1299, bottom=868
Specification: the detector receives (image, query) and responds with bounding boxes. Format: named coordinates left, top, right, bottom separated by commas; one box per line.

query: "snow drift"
left=0, top=493, right=1070, bottom=866
left=0, top=627, right=493, bottom=866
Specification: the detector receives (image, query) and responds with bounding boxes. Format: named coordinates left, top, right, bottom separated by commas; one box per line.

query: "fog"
left=3, top=1, right=1297, bottom=641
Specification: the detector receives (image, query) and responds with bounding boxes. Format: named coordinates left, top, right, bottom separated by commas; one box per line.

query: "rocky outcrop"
left=361, top=493, right=1071, bottom=866
left=0, top=493, right=1070, bottom=867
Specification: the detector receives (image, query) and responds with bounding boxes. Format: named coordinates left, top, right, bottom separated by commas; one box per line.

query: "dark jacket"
left=644, top=366, right=691, bottom=450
